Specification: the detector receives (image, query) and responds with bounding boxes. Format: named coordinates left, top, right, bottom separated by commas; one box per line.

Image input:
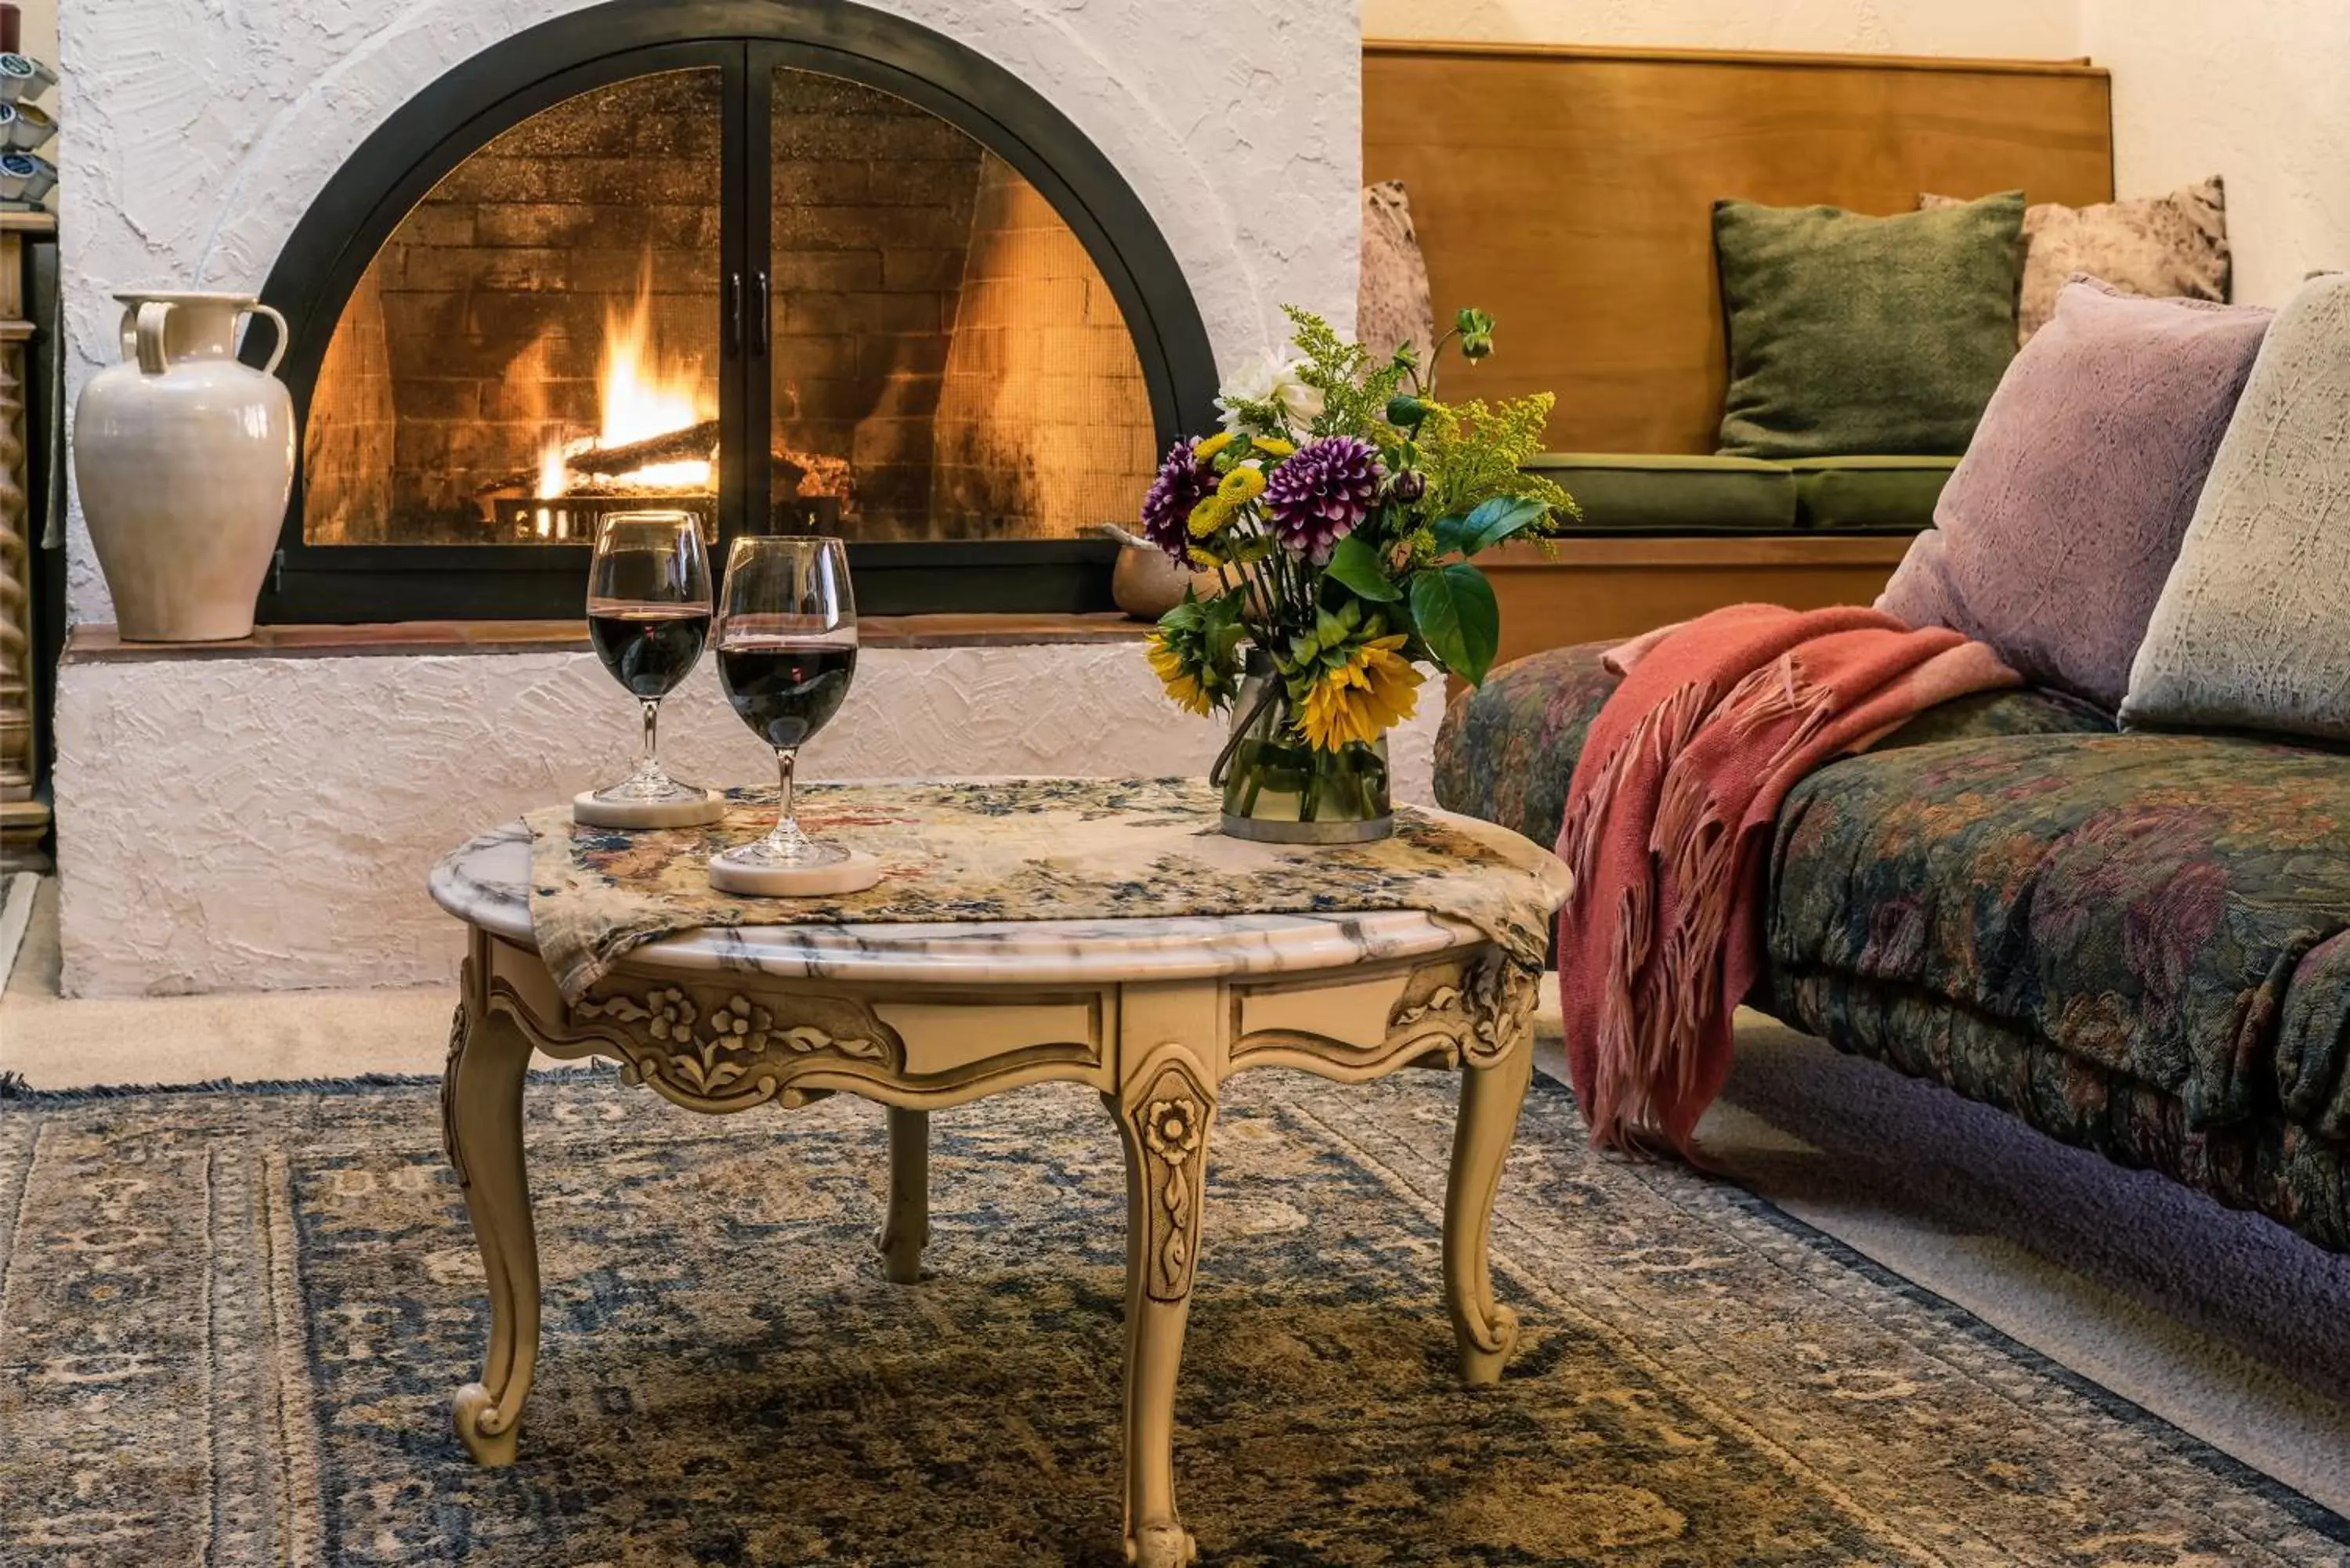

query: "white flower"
left=1214, top=347, right=1325, bottom=433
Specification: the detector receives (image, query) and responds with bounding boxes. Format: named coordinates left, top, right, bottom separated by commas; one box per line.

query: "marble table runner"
left=525, top=778, right=1573, bottom=1000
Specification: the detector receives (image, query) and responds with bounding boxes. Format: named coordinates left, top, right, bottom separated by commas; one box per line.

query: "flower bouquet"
left=1142, top=306, right=1574, bottom=841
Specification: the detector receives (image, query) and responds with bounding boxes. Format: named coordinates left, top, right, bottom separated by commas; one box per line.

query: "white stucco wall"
left=54, top=645, right=1441, bottom=995
left=58, top=0, right=1363, bottom=625
left=1360, top=0, right=2084, bottom=58
left=2081, top=0, right=2350, bottom=305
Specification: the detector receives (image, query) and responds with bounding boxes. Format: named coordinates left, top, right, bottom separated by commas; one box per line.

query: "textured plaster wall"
left=57, top=0, right=1362, bottom=623
left=1360, top=0, right=2083, bottom=57
left=2081, top=0, right=2350, bottom=305
left=54, top=645, right=1442, bottom=996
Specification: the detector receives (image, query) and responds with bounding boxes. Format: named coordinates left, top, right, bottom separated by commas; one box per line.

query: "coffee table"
left=428, top=818, right=1556, bottom=1566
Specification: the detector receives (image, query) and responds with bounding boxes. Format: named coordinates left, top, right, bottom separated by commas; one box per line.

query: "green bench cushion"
left=1781, top=455, right=1958, bottom=532
left=1524, top=453, right=1949, bottom=534
left=1523, top=453, right=1797, bottom=534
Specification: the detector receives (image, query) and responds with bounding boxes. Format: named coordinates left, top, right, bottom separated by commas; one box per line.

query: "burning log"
left=473, top=421, right=719, bottom=497
left=473, top=424, right=856, bottom=503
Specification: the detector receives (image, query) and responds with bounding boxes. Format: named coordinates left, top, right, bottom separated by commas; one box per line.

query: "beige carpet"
left=4, top=876, right=2344, bottom=1517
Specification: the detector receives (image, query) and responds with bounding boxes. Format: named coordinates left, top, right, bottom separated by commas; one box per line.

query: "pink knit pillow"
left=1877, top=278, right=2270, bottom=709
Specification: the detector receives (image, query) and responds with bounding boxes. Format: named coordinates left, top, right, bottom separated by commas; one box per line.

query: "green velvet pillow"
left=1713, top=192, right=2026, bottom=458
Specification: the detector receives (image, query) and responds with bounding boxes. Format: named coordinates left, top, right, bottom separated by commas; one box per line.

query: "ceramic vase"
left=1213, top=651, right=1393, bottom=844
left=74, top=291, right=294, bottom=641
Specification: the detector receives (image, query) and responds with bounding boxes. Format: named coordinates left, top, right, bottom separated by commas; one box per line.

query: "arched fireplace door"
left=254, top=0, right=1217, bottom=620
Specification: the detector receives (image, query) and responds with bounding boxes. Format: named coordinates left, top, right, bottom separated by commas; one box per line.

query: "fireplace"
left=255, top=1, right=1217, bottom=620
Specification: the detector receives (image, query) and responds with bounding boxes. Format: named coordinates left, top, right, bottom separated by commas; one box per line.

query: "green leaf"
left=1430, top=511, right=1480, bottom=557
left=1325, top=535, right=1401, bottom=602
left=1462, top=494, right=1548, bottom=554
left=1410, top=564, right=1501, bottom=686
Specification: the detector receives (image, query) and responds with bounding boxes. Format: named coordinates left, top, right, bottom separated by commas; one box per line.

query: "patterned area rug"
left=2, top=1069, right=2341, bottom=1566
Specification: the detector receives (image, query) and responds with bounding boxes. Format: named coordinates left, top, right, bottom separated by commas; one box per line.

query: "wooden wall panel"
left=1477, top=536, right=1914, bottom=673
left=1364, top=42, right=2113, bottom=454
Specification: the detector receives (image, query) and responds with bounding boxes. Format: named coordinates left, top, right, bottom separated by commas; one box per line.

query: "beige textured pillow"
left=1359, top=180, right=1436, bottom=367
left=2122, top=272, right=2350, bottom=742
left=1922, top=177, right=2229, bottom=343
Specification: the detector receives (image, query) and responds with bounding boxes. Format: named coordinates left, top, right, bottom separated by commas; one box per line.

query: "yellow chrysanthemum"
left=1147, top=630, right=1214, bottom=716
left=1194, top=431, right=1235, bottom=460
left=1216, top=462, right=1266, bottom=504
left=1186, top=546, right=1224, bottom=570
left=1299, top=635, right=1424, bottom=751
left=1188, top=495, right=1231, bottom=537
left=1253, top=435, right=1296, bottom=457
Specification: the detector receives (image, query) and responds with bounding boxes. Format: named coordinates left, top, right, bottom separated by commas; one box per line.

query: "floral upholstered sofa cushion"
left=1434, top=641, right=2110, bottom=851
left=1434, top=643, right=2349, bottom=1249
left=1765, top=732, right=2350, bottom=1137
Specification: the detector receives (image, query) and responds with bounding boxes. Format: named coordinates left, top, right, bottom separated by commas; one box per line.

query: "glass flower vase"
left=1214, top=652, right=1394, bottom=844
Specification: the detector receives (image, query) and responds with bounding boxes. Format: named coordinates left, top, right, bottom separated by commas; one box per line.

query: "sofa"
left=1435, top=645, right=2349, bottom=1252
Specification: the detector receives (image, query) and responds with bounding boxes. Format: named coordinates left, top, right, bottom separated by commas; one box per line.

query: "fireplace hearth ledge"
left=52, top=630, right=1441, bottom=995
left=64, top=614, right=1153, bottom=663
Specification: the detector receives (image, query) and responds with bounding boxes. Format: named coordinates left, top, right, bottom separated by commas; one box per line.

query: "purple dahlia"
left=1140, top=438, right=1217, bottom=562
left=1264, top=435, right=1384, bottom=562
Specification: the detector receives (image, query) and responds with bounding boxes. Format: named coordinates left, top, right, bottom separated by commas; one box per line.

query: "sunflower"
left=1298, top=634, right=1424, bottom=750
left=1147, top=630, right=1215, bottom=716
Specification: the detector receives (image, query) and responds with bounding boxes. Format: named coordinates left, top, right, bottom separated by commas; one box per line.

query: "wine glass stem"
left=772, top=746, right=803, bottom=848
left=639, top=698, right=661, bottom=771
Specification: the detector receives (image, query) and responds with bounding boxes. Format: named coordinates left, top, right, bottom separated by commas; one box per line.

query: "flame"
left=537, top=435, right=569, bottom=500
left=533, top=251, right=716, bottom=498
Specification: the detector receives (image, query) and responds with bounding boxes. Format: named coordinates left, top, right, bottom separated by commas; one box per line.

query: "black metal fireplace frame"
left=251, top=0, right=1217, bottom=621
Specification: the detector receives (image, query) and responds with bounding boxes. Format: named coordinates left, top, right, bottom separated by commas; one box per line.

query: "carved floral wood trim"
left=476, top=968, right=909, bottom=1114
left=440, top=994, right=472, bottom=1187
left=1230, top=951, right=1540, bottom=1077
left=1124, top=1056, right=1215, bottom=1303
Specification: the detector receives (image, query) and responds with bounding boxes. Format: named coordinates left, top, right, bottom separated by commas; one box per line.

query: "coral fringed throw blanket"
left=1557, top=605, right=2021, bottom=1152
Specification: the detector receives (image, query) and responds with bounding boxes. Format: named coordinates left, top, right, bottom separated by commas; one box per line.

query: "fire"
left=533, top=252, right=716, bottom=497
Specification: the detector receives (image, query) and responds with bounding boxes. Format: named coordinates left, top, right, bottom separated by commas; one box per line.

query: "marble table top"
left=431, top=822, right=1492, bottom=986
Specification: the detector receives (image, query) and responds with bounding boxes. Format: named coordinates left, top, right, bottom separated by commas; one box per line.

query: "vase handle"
left=132, top=300, right=174, bottom=376
left=240, top=302, right=290, bottom=376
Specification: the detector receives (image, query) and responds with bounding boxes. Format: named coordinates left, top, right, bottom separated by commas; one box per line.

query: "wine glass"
left=711, top=534, right=861, bottom=880
left=584, top=510, right=712, bottom=810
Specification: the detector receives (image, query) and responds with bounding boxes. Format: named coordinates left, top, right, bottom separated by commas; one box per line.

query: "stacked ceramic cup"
left=0, top=43, right=53, bottom=206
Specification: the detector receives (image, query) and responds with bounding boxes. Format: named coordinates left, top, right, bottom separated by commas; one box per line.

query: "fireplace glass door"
left=760, top=67, right=1155, bottom=544
left=306, top=67, right=726, bottom=551
left=277, top=34, right=1181, bottom=620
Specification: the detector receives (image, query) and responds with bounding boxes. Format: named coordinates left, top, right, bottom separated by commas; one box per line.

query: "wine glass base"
left=707, top=844, right=881, bottom=898
left=573, top=786, right=728, bottom=830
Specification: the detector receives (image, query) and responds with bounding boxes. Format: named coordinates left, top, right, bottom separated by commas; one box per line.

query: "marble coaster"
left=707, top=847, right=882, bottom=898
left=572, top=788, right=728, bottom=830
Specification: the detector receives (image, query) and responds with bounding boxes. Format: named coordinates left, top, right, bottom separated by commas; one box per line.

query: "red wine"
left=589, top=605, right=710, bottom=698
left=718, top=637, right=858, bottom=748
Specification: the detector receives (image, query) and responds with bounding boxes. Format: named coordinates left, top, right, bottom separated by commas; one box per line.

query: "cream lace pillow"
left=1922, top=177, right=2229, bottom=344
left=1359, top=180, right=1436, bottom=367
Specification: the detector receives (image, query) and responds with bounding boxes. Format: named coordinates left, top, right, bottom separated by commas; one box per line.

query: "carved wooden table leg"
left=442, top=996, right=543, bottom=1465
left=878, top=1105, right=930, bottom=1284
left=1108, top=986, right=1221, bottom=1568
left=1443, top=1035, right=1533, bottom=1386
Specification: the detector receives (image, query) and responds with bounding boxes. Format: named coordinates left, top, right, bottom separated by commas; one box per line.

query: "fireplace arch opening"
left=255, top=0, right=1217, bottom=621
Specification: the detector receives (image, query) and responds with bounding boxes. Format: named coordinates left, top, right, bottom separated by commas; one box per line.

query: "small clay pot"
left=1110, top=544, right=1221, bottom=621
